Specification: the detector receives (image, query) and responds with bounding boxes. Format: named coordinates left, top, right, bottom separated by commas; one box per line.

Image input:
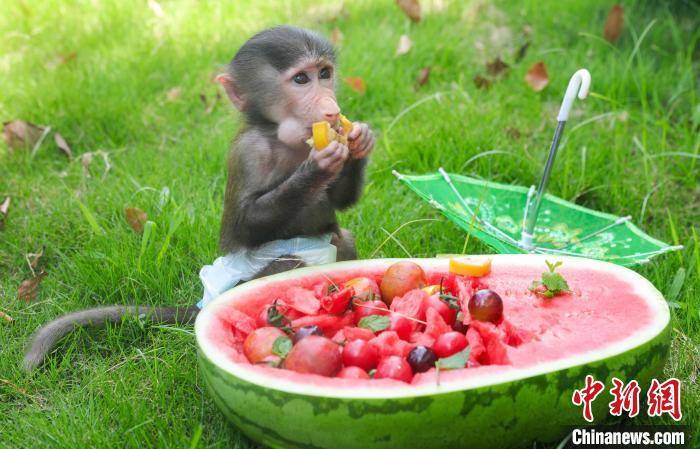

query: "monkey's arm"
left=22, top=305, right=198, bottom=372
left=327, top=158, right=368, bottom=210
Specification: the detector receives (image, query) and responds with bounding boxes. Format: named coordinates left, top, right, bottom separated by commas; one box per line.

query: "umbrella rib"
left=438, top=168, right=521, bottom=248
left=557, top=215, right=632, bottom=250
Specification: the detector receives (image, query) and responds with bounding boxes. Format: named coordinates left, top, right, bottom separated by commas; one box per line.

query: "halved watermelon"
left=196, top=255, right=670, bottom=449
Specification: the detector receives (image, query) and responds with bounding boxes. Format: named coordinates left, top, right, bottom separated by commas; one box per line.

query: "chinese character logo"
left=572, top=374, right=606, bottom=422
left=608, top=377, right=641, bottom=418
left=647, top=378, right=682, bottom=421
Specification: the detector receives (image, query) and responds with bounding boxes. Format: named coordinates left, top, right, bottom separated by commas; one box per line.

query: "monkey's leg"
left=332, top=228, right=358, bottom=261
left=23, top=305, right=199, bottom=372
left=251, top=255, right=307, bottom=279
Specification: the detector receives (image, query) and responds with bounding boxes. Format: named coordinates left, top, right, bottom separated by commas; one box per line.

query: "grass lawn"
left=1, top=0, right=698, bottom=447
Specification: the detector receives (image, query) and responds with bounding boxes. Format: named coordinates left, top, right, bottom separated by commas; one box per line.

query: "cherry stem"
left=352, top=300, right=428, bottom=326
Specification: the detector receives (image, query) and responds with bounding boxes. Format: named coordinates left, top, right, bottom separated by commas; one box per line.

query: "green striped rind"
left=198, top=322, right=670, bottom=449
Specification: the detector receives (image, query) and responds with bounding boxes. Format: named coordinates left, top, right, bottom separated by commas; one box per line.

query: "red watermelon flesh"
left=204, top=259, right=660, bottom=387
left=285, top=287, right=321, bottom=315
left=389, top=289, right=428, bottom=329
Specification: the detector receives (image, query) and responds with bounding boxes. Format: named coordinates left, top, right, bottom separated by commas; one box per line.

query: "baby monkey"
left=23, top=26, right=374, bottom=371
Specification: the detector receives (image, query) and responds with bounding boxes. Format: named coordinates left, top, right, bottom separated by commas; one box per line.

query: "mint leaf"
left=272, top=336, right=293, bottom=358
left=542, top=271, right=570, bottom=293
left=358, top=315, right=391, bottom=332
left=529, top=260, right=571, bottom=298
left=435, top=347, right=471, bottom=370
left=545, top=260, right=562, bottom=273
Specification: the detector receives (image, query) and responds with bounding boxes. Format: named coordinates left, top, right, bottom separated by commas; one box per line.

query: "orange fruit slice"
left=422, top=285, right=441, bottom=295
left=339, top=114, right=353, bottom=134
left=312, top=121, right=332, bottom=150
left=449, top=257, right=492, bottom=277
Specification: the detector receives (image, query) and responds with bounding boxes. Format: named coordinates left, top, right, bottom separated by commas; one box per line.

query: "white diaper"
left=198, top=234, right=337, bottom=308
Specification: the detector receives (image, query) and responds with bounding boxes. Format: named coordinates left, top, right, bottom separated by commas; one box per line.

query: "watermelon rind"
left=195, top=255, right=670, bottom=449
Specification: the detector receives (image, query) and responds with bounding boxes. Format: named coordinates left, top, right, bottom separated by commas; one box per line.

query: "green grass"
left=1, top=0, right=698, bottom=447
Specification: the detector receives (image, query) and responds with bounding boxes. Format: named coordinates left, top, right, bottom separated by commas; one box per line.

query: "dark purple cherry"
left=468, top=289, right=503, bottom=324
left=407, top=346, right=437, bottom=373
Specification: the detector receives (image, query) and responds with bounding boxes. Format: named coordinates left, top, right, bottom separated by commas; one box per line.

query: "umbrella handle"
left=557, top=69, right=591, bottom=121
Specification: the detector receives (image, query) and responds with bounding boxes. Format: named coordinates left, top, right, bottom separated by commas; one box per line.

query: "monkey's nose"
left=319, top=97, right=340, bottom=123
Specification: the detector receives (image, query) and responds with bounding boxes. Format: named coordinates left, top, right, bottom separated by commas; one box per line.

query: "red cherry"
left=389, top=314, right=412, bottom=340
left=375, top=356, right=413, bottom=383
left=354, top=300, right=389, bottom=324
left=283, top=336, right=342, bottom=377
left=337, top=366, right=370, bottom=379
left=342, top=339, right=379, bottom=371
left=243, top=327, right=287, bottom=364
left=433, top=331, right=468, bottom=358
left=424, top=294, right=457, bottom=325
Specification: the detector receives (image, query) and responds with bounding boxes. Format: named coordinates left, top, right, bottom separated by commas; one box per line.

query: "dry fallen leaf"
left=330, top=27, right=344, bottom=45
left=473, top=74, right=491, bottom=89
left=396, top=0, right=421, bottom=22
left=27, top=247, right=44, bottom=271
left=486, top=57, right=509, bottom=77
left=416, top=67, right=431, bottom=86
left=525, top=61, right=549, bottom=92
left=166, top=87, right=182, bottom=102
left=54, top=132, right=73, bottom=159
left=125, top=207, right=148, bottom=233
left=81, top=152, right=93, bottom=177
left=344, top=77, right=366, bottom=94
left=515, top=41, right=530, bottom=63
left=0, top=310, right=12, bottom=323
left=18, top=271, right=47, bottom=302
left=603, top=4, right=624, bottom=43
left=396, top=35, right=413, bottom=56
left=3, top=120, right=47, bottom=151
left=506, top=127, right=522, bottom=140
left=0, top=196, right=9, bottom=230
left=46, top=52, right=77, bottom=70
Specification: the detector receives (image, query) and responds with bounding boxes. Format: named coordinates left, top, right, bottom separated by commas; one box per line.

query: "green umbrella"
left=393, top=69, right=682, bottom=266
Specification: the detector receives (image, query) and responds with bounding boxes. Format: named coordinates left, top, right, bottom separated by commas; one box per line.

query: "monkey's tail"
left=22, top=305, right=200, bottom=372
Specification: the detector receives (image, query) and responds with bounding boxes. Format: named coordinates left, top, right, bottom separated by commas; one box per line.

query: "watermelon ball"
left=375, top=356, right=413, bottom=383
left=433, top=331, right=468, bottom=358
left=284, top=336, right=342, bottom=377
left=354, top=299, right=389, bottom=324
left=380, top=261, right=427, bottom=305
left=243, top=327, right=287, bottom=364
left=292, top=325, right=323, bottom=343
left=468, top=289, right=504, bottom=324
left=389, top=314, right=412, bottom=340
left=425, top=294, right=457, bottom=325
left=342, top=339, right=379, bottom=371
left=407, top=346, right=437, bottom=373
left=337, top=366, right=371, bottom=380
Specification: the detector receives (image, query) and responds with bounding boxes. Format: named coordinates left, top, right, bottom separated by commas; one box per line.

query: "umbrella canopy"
left=393, top=169, right=681, bottom=266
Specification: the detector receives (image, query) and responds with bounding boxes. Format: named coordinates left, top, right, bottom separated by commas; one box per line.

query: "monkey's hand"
left=309, top=140, right=349, bottom=175
left=347, top=123, right=375, bottom=160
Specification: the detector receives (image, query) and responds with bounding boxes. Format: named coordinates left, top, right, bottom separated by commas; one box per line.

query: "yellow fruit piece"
left=449, top=257, right=492, bottom=277
left=422, top=285, right=441, bottom=295
left=339, top=114, right=353, bottom=134
left=312, top=121, right=332, bottom=150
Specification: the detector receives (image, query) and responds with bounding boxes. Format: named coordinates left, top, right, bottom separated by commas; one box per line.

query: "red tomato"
left=433, top=331, right=468, bottom=358
left=375, top=356, right=413, bottom=383
left=424, top=294, right=457, bottom=325
left=336, top=366, right=370, bottom=379
left=389, top=313, right=412, bottom=341
left=243, top=327, right=286, bottom=364
left=320, top=287, right=354, bottom=315
left=353, top=300, right=389, bottom=324
left=342, top=339, right=379, bottom=371
left=283, top=336, right=342, bottom=377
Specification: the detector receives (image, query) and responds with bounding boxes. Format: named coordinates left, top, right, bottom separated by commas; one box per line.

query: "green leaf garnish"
left=326, top=284, right=339, bottom=295
left=267, top=299, right=293, bottom=334
left=357, top=315, right=391, bottom=332
left=435, top=347, right=471, bottom=370
left=529, top=260, right=571, bottom=298
left=272, top=336, right=293, bottom=358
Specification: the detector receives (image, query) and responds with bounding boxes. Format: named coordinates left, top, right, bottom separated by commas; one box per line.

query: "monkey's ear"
left=216, top=73, right=246, bottom=111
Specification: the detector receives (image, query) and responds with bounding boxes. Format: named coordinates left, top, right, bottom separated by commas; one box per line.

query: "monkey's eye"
left=319, top=67, right=332, bottom=80
left=292, top=72, right=310, bottom=84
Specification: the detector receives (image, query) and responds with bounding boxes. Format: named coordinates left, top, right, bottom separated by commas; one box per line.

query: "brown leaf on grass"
left=27, top=248, right=44, bottom=270
left=125, top=207, right=148, bottom=233
left=506, top=127, right=522, bottom=139
left=396, top=35, right=413, bottom=56
left=54, top=132, right=73, bottom=159
left=416, top=67, right=431, bottom=86
left=166, top=87, right=182, bottom=102
left=330, top=27, right=344, bottom=45
left=18, top=271, right=47, bottom=302
left=0, top=310, right=13, bottom=323
left=344, top=77, right=366, bottom=94
left=515, top=41, right=530, bottom=63
left=46, top=52, right=77, bottom=70
left=396, top=0, right=421, bottom=22
left=525, top=61, right=549, bottom=91
left=603, top=5, right=624, bottom=43
left=0, top=196, right=9, bottom=230
left=473, top=74, right=491, bottom=89
left=486, top=57, right=509, bottom=77
left=2, top=120, right=47, bottom=151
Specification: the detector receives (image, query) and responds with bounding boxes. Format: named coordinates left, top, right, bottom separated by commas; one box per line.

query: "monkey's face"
left=275, top=58, right=340, bottom=148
